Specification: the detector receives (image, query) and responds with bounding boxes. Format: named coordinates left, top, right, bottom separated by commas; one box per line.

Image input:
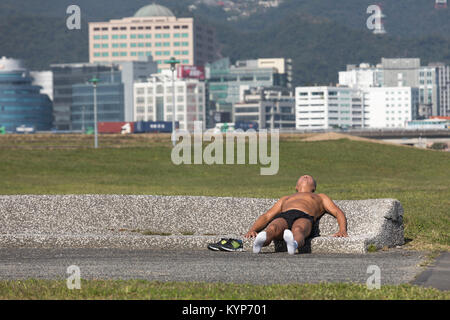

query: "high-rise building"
left=0, top=57, right=53, bottom=131
left=71, top=70, right=125, bottom=131
left=205, top=57, right=292, bottom=127
left=88, top=3, right=220, bottom=69
left=134, top=70, right=205, bottom=131
left=51, top=57, right=157, bottom=130
left=234, top=87, right=295, bottom=130
left=430, top=63, right=450, bottom=116
left=381, top=58, right=439, bottom=117
left=295, top=87, right=362, bottom=130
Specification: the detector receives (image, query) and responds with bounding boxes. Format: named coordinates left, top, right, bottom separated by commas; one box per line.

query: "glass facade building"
left=0, top=57, right=52, bottom=131
left=51, top=63, right=120, bottom=130
left=71, top=71, right=124, bottom=130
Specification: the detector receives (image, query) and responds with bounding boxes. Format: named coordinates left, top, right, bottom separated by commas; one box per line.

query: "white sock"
left=253, top=231, right=267, bottom=253
left=283, top=229, right=298, bottom=255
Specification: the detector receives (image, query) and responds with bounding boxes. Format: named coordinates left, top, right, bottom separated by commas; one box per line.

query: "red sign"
left=177, top=65, right=205, bottom=80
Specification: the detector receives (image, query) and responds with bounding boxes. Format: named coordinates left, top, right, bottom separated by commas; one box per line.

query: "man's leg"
left=253, top=218, right=287, bottom=253
left=290, top=218, right=313, bottom=249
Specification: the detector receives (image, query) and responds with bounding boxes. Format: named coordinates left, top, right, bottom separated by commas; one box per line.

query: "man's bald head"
left=295, top=175, right=317, bottom=193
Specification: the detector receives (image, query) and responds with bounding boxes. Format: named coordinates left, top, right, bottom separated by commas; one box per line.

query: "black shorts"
left=272, top=209, right=315, bottom=230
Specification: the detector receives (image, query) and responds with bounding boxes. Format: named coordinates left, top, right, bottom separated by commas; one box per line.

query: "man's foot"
left=283, top=229, right=298, bottom=255
left=253, top=231, right=267, bottom=253
left=219, top=238, right=243, bottom=252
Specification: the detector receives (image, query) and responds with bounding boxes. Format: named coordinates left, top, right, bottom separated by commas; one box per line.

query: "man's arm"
left=244, top=196, right=288, bottom=238
left=319, top=194, right=348, bottom=237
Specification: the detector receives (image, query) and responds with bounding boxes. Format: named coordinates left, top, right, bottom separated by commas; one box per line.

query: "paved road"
left=0, top=248, right=426, bottom=286
left=412, top=252, right=450, bottom=291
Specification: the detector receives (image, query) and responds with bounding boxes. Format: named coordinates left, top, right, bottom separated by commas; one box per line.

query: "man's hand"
left=319, top=194, right=348, bottom=238
left=244, top=230, right=257, bottom=238
left=332, top=230, right=348, bottom=237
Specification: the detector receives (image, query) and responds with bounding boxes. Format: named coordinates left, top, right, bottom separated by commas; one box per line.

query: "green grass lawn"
left=0, top=135, right=449, bottom=300
left=0, top=280, right=448, bottom=300
left=1, top=136, right=448, bottom=251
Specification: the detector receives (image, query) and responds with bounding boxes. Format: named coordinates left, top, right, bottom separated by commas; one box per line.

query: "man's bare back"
left=245, top=175, right=348, bottom=254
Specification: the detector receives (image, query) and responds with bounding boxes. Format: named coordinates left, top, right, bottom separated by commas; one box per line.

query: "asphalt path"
left=411, top=252, right=450, bottom=291
left=0, top=248, right=426, bottom=286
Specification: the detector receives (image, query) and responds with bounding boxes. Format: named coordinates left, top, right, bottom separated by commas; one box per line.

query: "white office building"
left=295, top=86, right=363, bottom=129
left=362, top=87, right=419, bottom=128
left=134, top=70, right=205, bottom=131
left=295, top=86, right=418, bottom=129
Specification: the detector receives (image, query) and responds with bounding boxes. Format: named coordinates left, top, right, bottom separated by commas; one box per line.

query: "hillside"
left=0, top=0, right=449, bottom=85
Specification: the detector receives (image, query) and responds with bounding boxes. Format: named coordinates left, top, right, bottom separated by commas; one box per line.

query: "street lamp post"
left=81, top=105, right=85, bottom=133
left=89, top=76, right=100, bottom=149
left=165, top=57, right=180, bottom=146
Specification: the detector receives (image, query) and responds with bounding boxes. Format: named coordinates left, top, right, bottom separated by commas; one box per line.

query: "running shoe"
left=219, top=238, right=243, bottom=252
left=207, top=238, right=229, bottom=251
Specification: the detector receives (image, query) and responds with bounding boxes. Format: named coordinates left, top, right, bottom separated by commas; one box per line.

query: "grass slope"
left=0, top=136, right=448, bottom=250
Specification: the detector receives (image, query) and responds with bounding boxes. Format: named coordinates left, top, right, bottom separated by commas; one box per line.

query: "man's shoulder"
left=316, top=193, right=331, bottom=201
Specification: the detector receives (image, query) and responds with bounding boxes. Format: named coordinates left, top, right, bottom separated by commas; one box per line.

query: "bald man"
left=244, top=175, right=348, bottom=254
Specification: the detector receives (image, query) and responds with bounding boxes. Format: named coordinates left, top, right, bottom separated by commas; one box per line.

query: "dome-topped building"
left=89, top=3, right=220, bottom=69
left=134, top=4, right=175, bottom=17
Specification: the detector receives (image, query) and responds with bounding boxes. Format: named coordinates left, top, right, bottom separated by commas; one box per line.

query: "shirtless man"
left=244, top=175, right=348, bottom=254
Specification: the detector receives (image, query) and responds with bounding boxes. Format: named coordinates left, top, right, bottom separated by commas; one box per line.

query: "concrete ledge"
left=0, top=195, right=405, bottom=253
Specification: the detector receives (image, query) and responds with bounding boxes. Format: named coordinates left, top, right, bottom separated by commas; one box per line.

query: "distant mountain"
left=0, top=0, right=449, bottom=86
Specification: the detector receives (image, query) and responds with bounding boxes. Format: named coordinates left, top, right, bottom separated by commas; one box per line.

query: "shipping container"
left=133, top=121, right=179, bottom=133
left=98, top=122, right=134, bottom=134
